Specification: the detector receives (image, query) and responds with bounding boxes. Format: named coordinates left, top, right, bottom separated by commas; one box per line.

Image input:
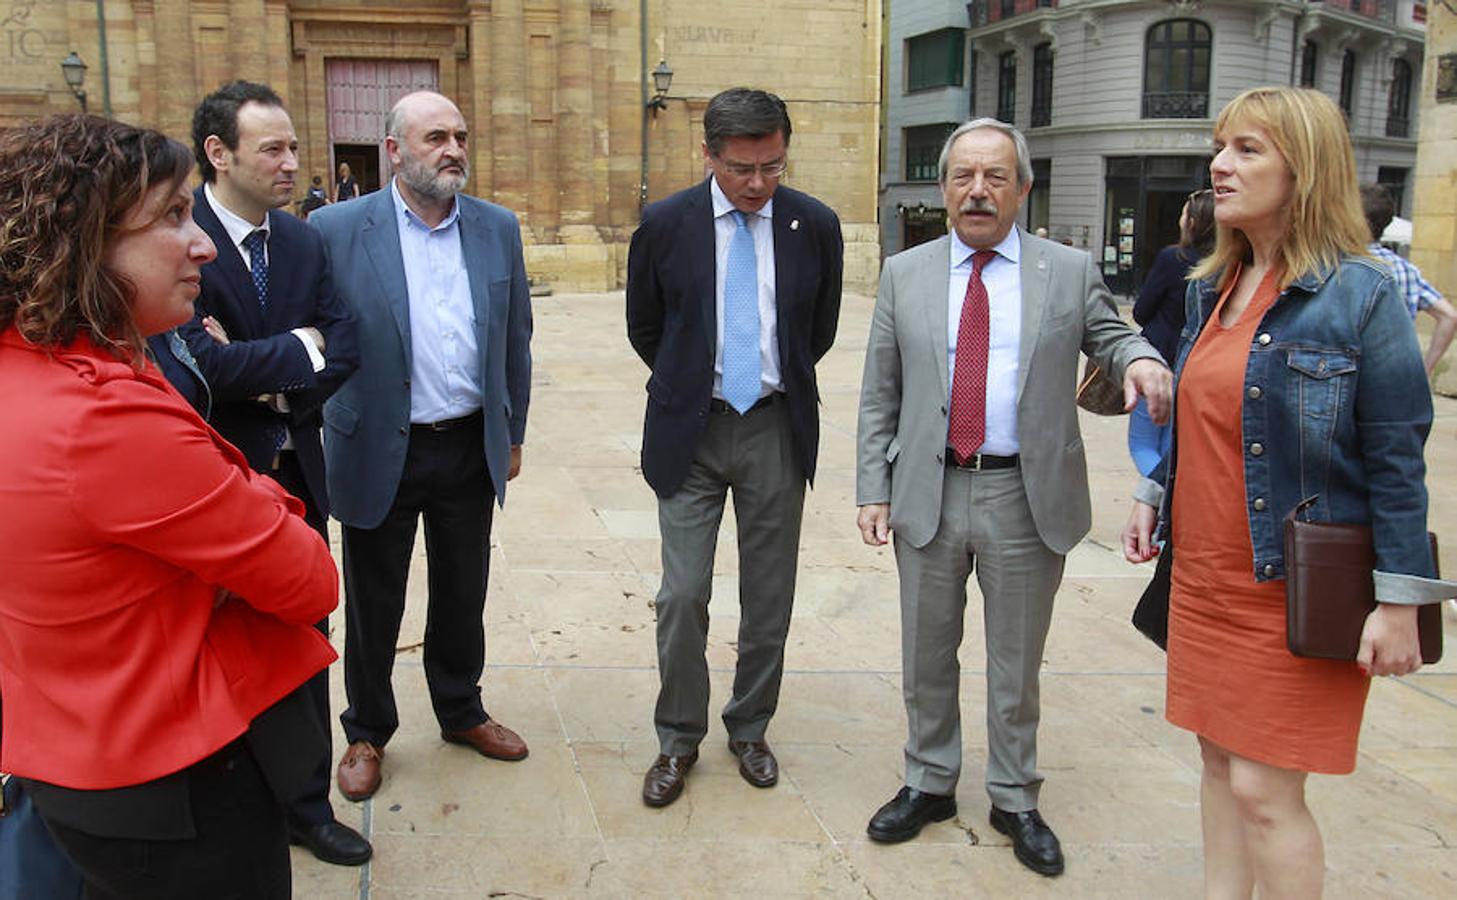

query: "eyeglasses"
left=717, top=158, right=788, bottom=179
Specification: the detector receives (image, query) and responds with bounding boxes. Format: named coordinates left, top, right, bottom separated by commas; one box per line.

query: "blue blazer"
left=309, top=186, right=533, bottom=529
left=626, top=179, right=843, bottom=496
left=179, top=187, right=358, bottom=517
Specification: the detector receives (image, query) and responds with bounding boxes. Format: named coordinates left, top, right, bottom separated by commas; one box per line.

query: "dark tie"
left=242, top=228, right=269, bottom=311
left=948, top=249, right=997, bottom=464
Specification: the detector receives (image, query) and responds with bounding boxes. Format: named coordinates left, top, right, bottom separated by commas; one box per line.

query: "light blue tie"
left=722, top=210, right=761, bottom=414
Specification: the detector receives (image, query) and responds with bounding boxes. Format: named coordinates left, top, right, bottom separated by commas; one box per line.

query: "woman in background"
left=1121, top=87, right=1438, bottom=898
left=0, top=115, right=339, bottom=899
left=333, top=160, right=360, bottom=202
left=1127, top=188, right=1214, bottom=475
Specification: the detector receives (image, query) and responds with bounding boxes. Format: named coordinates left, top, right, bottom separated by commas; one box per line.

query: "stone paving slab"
left=292, top=291, right=1457, bottom=898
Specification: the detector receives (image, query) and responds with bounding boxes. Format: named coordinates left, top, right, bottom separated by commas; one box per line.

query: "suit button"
left=1247, top=386, right=1262, bottom=400
left=1253, top=497, right=1266, bottom=511
left=404, top=378, right=411, bottom=388
left=1249, top=442, right=1264, bottom=456
left=398, top=426, right=408, bottom=435
left=1262, top=564, right=1276, bottom=578
left=935, top=452, right=943, bottom=463
left=940, top=405, right=947, bottom=416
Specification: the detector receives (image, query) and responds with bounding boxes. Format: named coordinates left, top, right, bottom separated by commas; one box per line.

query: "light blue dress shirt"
left=392, top=179, right=482, bottom=424
left=710, top=176, right=782, bottom=399
left=946, top=227, right=1022, bottom=456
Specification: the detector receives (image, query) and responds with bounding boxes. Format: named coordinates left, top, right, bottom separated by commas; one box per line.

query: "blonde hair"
left=1189, top=87, right=1370, bottom=292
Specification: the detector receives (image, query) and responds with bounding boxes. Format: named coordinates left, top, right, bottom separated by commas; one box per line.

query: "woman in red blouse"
left=0, top=116, right=339, bottom=898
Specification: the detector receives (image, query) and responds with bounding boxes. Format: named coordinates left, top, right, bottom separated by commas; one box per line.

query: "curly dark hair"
left=191, top=80, right=283, bottom=183
left=0, top=114, right=194, bottom=362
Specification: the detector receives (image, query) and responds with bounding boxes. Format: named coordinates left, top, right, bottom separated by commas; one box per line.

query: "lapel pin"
left=790, top=219, right=800, bottom=231
left=1037, top=258, right=1047, bottom=270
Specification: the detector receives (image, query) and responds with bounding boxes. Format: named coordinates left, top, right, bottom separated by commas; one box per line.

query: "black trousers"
left=267, top=452, right=333, bottom=828
left=36, top=741, right=289, bottom=900
left=339, top=418, right=495, bottom=747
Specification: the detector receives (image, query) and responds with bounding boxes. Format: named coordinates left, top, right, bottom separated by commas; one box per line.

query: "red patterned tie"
left=948, top=249, right=997, bottom=465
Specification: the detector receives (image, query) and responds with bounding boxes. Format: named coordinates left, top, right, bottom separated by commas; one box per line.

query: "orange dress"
left=1167, top=267, right=1369, bottom=774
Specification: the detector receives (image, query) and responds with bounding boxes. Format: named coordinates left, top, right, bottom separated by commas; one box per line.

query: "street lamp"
left=645, top=60, right=673, bottom=115
left=60, top=52, right=88, bottom=113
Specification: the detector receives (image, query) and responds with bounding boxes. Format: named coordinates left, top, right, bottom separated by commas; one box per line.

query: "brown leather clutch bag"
left=1283, top=515, right=1443, bottom=664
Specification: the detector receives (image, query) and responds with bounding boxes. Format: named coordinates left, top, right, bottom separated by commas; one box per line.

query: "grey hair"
left=936, top=118, right=1033, bottom=187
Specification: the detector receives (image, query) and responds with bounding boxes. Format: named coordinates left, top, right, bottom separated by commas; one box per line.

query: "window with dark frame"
left=906, top=28, right=966, bottom=93
left=1300, top=41, right=1318, bottom=88
left=1387, top=58, right=1412, bottom=138
left=1142, top=19, right=1211, bottom=118
left=1031, top=42, right=1054, bottom=128
left=998, top=50, right=1017, bottom=123
left=1340, top=50, right=1357, bottom=121
left=1377, top=166, right=1408, bottom=218
left=904, top=122, right=958, bottom=183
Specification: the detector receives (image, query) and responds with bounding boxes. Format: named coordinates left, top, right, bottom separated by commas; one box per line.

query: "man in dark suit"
left=626, top=87, right=843, bottom=807
left=180, top=80, right=367, bottom=867
left=310, top=91, right=534, bottom=804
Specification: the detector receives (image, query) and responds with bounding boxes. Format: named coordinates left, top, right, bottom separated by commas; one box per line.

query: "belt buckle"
left=966, top=453, right=984, bottom=471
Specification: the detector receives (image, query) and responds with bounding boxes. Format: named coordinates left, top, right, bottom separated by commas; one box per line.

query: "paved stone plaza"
left=294, top=290, right=1457, bottom=898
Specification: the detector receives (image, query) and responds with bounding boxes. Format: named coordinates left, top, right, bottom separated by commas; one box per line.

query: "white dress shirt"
left=946, top=227, right=1022, bottom=456
left=392, top=179, right=483, bottom=424
left=710, top=176, right=782, bottom=400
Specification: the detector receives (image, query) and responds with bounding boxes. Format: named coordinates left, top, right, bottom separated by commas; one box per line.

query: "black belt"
left=412, top=410, right=483, bottom=432
left=709, top=393, right=783, bottom=415
left=946, top=450, right=1019, bottom=471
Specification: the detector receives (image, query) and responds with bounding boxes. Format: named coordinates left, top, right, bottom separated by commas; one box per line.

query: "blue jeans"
left=1126, top=396, right=1170, bottom=477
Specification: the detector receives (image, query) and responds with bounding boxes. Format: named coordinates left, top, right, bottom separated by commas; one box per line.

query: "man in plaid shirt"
left=1362, top=184, right=1457, bottom=378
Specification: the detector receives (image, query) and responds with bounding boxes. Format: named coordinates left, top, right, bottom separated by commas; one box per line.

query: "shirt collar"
left=949, top=225, right=1020, bottom=270
left=709, top=175, right=774, bottom=222
left=391, top=177, right=461, bottom=232
left=203, top=182, right=269, bottom=247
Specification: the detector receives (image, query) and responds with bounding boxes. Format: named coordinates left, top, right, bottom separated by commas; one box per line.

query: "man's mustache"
left=960, top=198, right=998, bottom=215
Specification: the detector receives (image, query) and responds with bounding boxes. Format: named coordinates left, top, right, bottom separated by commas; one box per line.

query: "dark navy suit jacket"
left=626, top=179, right=843, bottom=497
left=179, top=187, right=358, bottom=517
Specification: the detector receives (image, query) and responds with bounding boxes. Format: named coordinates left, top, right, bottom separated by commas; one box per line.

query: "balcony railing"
left=967, top=0, right=1056, bottom=28
left=1142, top=91, right=1209, bottom=119
left=1309, top=0, right=1396, bottom=24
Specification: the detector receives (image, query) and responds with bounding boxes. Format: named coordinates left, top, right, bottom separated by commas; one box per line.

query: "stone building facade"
left=0, top=0, right=882, bottom=292
left=881, top=0, right=1425, bottom=296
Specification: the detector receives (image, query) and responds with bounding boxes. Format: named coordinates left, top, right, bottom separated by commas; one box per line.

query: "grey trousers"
left=652, top=399, right=806, bottom=755
left=893, top=464, right=1064, bottom=811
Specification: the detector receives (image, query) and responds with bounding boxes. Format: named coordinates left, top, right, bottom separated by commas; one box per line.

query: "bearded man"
left=309, top=91, right=534, bottom=802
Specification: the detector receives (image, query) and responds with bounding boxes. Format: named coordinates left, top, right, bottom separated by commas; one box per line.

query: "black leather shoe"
left=989, top=807, right=1063, bottom=876
left=866, top=786, right=957, bottom=843
left=727, top=739, right=778, bottom=787
left=289, top=820, right=373, bottom=867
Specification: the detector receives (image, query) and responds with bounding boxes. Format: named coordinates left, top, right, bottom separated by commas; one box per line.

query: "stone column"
left=556, top=0, right=598, bottom=243
left=466, top=0, right=494, bottom=199
left=491, top=0, right=530, bottom=224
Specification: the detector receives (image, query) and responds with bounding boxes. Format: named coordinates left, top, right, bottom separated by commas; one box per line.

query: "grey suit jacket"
left=856, top=228, right=1159, bottom=553
left=309, top=186, right=533, bottom=529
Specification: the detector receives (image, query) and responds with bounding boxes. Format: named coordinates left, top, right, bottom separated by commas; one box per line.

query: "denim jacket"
left=1136, top=254, right=1442, bottom=603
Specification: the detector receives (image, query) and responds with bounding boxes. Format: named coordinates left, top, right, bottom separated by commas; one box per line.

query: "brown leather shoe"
left=728, top=739, right=778, bottom=787
left=440, top=719, right=529, bottom=761
left=336, top=741, right=383, bottom=802
left=641, top=751, right=698, bottom=807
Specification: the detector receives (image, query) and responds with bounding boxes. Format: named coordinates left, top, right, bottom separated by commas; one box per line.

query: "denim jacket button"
left=1249, top=442, right=1264, bottom=456
left=1262, top=564, right=1276, bottom=578
left=1253, top=497, right=1267, bottom=511
left=1247, top=385, right=1262, bottom=400
left=1257, top=333, right=1272, bottom=346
